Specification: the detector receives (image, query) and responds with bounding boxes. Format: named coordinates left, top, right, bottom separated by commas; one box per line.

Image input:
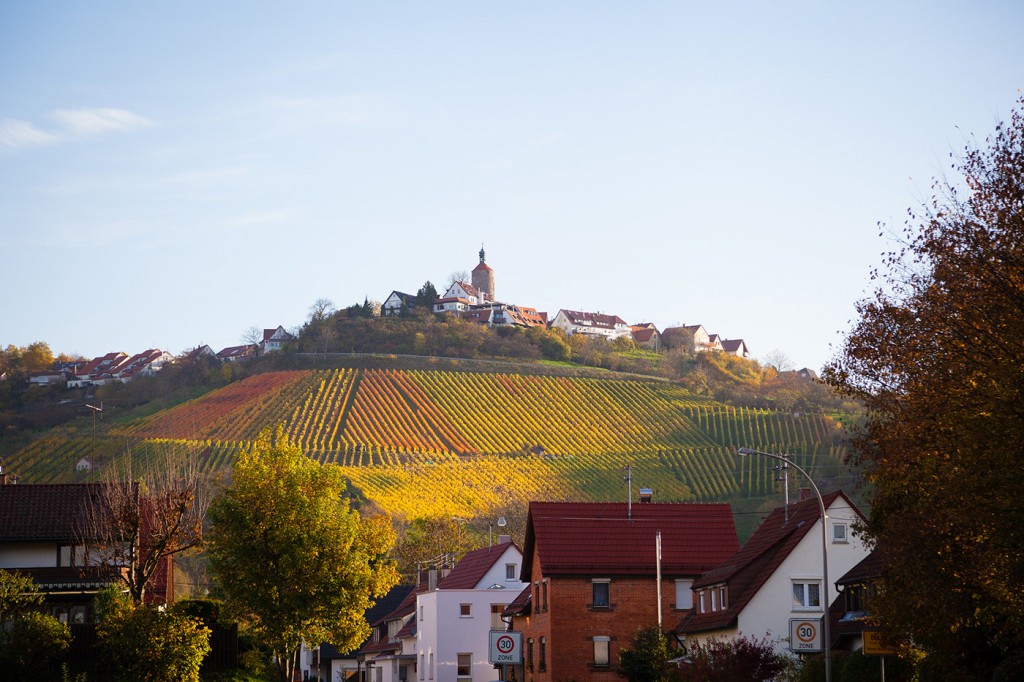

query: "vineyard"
left=5, top=368, right=851, bottom=520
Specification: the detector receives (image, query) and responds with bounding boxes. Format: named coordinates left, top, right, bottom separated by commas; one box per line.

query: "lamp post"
left=737, top=447, right=831, bottom=682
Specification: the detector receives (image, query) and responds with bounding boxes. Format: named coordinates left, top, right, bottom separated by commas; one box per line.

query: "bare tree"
left=307, top=297, right=336, bottom=324
left=80, top=448, right=209, bottom=604
left=446, top=270, right=469, bottom=289
left=762, top=349, right=794, bottom=372
left=241, top=326, right=263, bottom=347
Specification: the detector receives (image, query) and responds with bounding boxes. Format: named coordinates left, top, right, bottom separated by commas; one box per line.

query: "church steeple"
left=479, top=245, right=486, bottom=264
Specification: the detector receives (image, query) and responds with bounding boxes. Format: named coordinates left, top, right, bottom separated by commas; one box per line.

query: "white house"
left=415, top=540, right=524, bottom=682
left=677, top=490, right=869, bottom=658
left=383, top=291, right=418, bottom=317
left=262, top=326, right=295, bottom=353
left=440, top=281, right=491, bottom=307
left=549, top=310, right=632, bottom=341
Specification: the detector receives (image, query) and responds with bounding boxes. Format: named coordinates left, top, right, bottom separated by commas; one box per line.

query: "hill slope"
left=6, top=368, right=852, bottom=521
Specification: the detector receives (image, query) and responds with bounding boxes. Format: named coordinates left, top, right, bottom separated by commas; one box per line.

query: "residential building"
left=630, top=323, right=661, bottom=351
left=262, top=326, right=295, bottom=353
left=383, top=291, right=419, bottom=317
left=549, top=310, right=632, bottom=341
left=676, top=490, right=869, bottom=659
left=0, top=481, right=174, bottom=623
left=720, top=339, right=750, bottom=358
left=507, top=501, right=739, bottom=682
left=217, top=344, right=258, bottom=362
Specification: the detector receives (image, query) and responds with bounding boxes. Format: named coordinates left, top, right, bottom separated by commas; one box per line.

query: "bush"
left=98, top=598, right=212, bottom=682
left=678, top=635, right=792, bottom=682
left=0, top=610, right=72, bottom=681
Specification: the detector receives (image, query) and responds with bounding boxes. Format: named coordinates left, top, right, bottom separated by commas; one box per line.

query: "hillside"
left=4, top=365, right=855, bottom=523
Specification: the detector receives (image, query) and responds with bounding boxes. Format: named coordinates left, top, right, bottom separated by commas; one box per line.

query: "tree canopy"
left=207, top=427, right=399, bottom=682
left=825, top=98, right=1024, bottom=677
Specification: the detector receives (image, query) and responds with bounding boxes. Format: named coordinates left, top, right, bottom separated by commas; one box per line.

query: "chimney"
left=798, top=487, right=813, bottom=502
left=498, top=534, right=511, bottom=545
left=428, top=568, right=438, bottom=592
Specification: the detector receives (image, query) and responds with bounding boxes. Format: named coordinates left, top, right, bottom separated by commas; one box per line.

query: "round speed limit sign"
left=789, top=618, right=823, bottom=652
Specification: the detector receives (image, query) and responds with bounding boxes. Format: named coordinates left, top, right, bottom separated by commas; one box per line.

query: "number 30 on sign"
left=789, top=618, right=824, bottom=652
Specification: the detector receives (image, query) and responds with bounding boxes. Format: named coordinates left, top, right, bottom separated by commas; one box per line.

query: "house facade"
left=0, top=482, right=173, bottom=623
left=677, top=491, right=869, bottom=659
left=262, top=326, right=295, bottom=353
left=383, top=291, right=418, bottom=317
left=549, top=310, right=632, bottom=341
left=507, top=501, right=739, bottom=682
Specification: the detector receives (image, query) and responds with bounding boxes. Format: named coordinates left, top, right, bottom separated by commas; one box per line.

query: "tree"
left=0, top=570, right=72, bottom=681
left=824, top=98, right=1024, bottom=677
left=207, top=427, right=400, bottom=682
left=96, top=587, right=211, bottom=682
left=308, top=297, right=336, bottom=324
left=241, top=325, right=263, bottom=348
left=80, top=449, right=208, bottom=605
left=447, top=270, right=469, bottom=288
left=416, top=281, right=438, bottom=308
left=616, top=625, right=675, bottom=682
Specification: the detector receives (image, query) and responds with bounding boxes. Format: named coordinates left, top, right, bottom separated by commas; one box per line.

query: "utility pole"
left=623, top=464, right=633, bottom=519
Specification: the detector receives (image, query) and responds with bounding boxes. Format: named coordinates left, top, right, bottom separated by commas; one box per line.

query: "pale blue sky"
left=2, top=1, right=1022, bottom=371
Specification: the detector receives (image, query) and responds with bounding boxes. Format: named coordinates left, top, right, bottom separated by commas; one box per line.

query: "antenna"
left=624, top=464, right=633, bottom=519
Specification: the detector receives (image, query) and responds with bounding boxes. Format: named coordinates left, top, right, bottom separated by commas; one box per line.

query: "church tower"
left=471, top=246, right=495, bottom=303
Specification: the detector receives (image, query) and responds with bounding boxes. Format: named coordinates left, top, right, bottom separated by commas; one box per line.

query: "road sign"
left=790, top=618, right=824, bottom=653
left=489, top=631, right=523, bottom=664
left=863, top=629, right=898, bottom=655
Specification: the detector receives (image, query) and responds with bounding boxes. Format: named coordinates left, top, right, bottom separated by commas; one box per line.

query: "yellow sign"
left=863, top=630, right=898, bottom=655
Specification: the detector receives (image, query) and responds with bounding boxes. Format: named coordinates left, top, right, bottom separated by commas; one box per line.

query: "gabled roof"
left=319, top=583, right=417, bottom=660
left=836, top=549, right=882, bottom=586
left=556, top=310, right=629, bottom=329
left=217, top=344, right=257, bottom=359
left=437, top=540, right=520, bottom=589
left=502, top=584, right=532, bottom=617
left=522, top=502, right=738, bottom=581
left=631, top=328, right=659, bottom=343
left=720, top=339, right=749, bottom=354
left=0, top=483, right=127, bottom=541
left=678, top=491, right=860, bottom=634
left=75, top=352, right=129, bottom=378
left=384, top=291, right=416, bottom=305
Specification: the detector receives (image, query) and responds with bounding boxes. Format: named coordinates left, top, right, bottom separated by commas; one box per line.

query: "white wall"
left=737, top=497, right=868, bottom=653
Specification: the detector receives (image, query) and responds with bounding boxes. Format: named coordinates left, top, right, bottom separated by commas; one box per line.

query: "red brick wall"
left=518, top=552, right=687, bottom=682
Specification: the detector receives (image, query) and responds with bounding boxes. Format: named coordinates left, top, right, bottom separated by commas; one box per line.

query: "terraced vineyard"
left=6, top=368, right=850, bottom=520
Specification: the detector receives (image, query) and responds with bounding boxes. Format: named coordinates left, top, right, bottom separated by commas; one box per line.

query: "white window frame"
left=591, top=578, right=610, bottom=608
left=674, top=579, right=693, bottom=610
left=506, top=563, right=517, bottom=580
left=593, top=636, right=611, bottom=667
left=460, top=603, right=472, bottom=617
left=832, top=522, right=849, bottom=543
left=792, top=579, right=823, bottom=611
left=457, top=653, right=472, bottom=682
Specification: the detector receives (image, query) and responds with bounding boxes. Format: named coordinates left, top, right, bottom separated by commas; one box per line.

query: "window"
left=419, top=655, right=424, bottom=681
left=429, top=653, right=434, bottom=680
left=506, top=563, right=517, bottom=580
left=526, top=639, right=534, bottom=672
left=591, top=579, right=610, bottom=608
left=58, top=544, right=87, bottom=567
left=593, top=636, right=611, bottom=667
left=698, top=591, right=706, bottom=614
left=833, top=523, right=849, bottom=543
left=539, top=637, right=547, bottom=671
left=541, top=579, right=549, bottom=611
left=718, top=587, right=727, bottom=610
left=675, top=579, right=694, bottom=610
left=491, top=604, right=505, bottom=630
left=460, top=603, right=472, bottom=617
left=419, top=605, right=424, bottom=621
left=376, top=666, right=383, bottom=682
left=793, top=580, right=822, bottom=610
left=457, top=653, right=472, bottom=682
left=711, top=588, right=718, bottom=611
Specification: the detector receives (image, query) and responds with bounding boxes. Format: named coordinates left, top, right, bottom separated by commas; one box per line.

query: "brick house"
left=506, top=501, right=739, bottom=682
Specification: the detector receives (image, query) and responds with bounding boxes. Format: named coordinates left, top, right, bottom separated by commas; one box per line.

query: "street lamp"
left=737, top=447, right=832, bottom=682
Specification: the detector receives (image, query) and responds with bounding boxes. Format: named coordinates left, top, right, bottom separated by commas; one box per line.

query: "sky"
left=2, top=2, right=1022, bottom=372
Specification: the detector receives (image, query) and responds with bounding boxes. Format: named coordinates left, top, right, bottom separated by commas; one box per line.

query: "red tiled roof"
left=836, top=549, right=882, bottom=586
left=437, top=540, right=519, bottom=589
left=522, top=502, right=738, bottom=581
left=631, top=328, right=659, bottom=343
left=472, top=262, right=493, bottom=272
left=677, top=491, right=859, bottom=634
left=0, top=483, right=127, bottom=540
left=502, top=584, right=532, bottom=617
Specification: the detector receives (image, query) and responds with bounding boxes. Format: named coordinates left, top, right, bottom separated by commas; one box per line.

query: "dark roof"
left=0, top=483, right=124, bottom=541
left=502, top=584, right=532, bottom=617
left=522, top=502, right=738, bottom=581
left=437, top=540, right=519, bottom=589
left=557, top=310, right=629, bottom=329
left=677, top=491, right=859, bottom=634
left=836, top=549, right=882, bottom=586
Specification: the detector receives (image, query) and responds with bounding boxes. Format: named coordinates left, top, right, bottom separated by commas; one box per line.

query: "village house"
left=630, top=323, right=661, bottom=351
left=0, top=480, right=173, bottom=623
left=262, top=326, right=295, bottom=353
left=505, top=500, right=739, bottom=682
left=383, top=291, right=419, bottom=317
left=549, top=310, right=632, bottom=341
left=675, top=490, right=869, bottom=660
left=65, top=349, right=172, bottom=388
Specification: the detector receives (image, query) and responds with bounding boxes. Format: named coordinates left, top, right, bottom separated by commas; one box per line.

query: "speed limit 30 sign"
left=489, top=631, right=523, bottom=664
left=789, top=618, right=824, bottom=652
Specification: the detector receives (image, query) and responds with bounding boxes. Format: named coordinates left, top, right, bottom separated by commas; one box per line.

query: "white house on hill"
left=550, top=309, right=632, bottom=341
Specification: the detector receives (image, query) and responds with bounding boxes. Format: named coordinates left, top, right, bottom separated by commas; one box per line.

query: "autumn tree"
left=0, top=570, right=72, bottom=681
left=824, top=98, right=1024, bottom=677
left=616, top=626, right=675, bottom=682
left=207, top=427, right=400, bottom=682
left=80, top=449, right=208, bottom=605
left=308, top=297, right=336, bottom=324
